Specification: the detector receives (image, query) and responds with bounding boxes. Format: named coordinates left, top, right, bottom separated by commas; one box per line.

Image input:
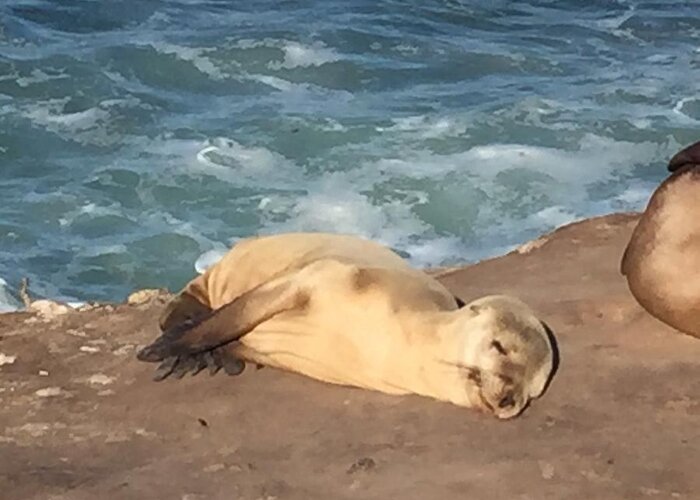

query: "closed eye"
left=491, top=340, right=507, bottom=356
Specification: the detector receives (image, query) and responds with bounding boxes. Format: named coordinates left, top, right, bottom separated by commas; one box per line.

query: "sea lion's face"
left=457, top=296, right=555, bottom=419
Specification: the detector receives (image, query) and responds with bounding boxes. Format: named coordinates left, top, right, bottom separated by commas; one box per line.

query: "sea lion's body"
left=622, top=141, right=700, bottom=338
left=177, top=234, right=459, bottom=395
left=139, top=233, right=556, bottom=419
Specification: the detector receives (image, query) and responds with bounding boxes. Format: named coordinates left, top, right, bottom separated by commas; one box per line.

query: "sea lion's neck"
left=406, top=311, right=484, bottom=408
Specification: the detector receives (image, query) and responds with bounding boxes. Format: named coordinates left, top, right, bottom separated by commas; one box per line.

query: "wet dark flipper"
left=203, top=351, right=221, bottom=376
left=222, top=355, right=245, bottom=376
left=137, top=272, right=310, bottom=362
left=159, top=291, right=212, bottom=333
left=172, top=356, right=198, bottom=379
left=153, top=357, right=179, bottom=382
left=190, top=353, right=208, bottom=376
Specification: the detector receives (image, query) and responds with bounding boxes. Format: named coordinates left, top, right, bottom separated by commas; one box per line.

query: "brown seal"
left=621, top=140, right=700, bottom=338
left=137, top=233, right=556, bottom=419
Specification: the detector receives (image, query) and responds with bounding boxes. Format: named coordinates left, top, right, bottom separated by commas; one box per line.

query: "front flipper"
left=137, top=272, right=310, bottom=363
left=159, top=290, right=212, bottom=332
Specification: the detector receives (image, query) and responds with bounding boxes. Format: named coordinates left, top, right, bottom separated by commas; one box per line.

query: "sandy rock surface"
left=1, top=213, right=698, bottom=500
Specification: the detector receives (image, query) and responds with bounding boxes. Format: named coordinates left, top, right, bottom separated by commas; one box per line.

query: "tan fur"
left=139, top=233, right=555, bottom=419
left=622, top=166, right=700, bottom=338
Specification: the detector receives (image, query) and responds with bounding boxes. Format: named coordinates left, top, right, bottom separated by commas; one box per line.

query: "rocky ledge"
left=1, top=213, right=698, bottom=500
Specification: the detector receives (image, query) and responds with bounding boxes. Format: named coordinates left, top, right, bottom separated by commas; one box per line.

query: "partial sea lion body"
left=139, top=233, right=556, bottom=419
left=622, top=142, right=700, bottom=338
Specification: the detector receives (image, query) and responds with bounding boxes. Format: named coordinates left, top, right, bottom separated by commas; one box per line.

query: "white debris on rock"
left=127, top=288, right=167, bottom=305
left=79, top=345, right=100, bottom=353
left=15, top=423, right=50, bottom=437
left=112, top=344, right=135, bottom=356
left=0, top=353, right=17, bottom=366
left=203, top=463, right=226, bottom=473
left=9, top=422, right=67, bottom=437
left=35, top=387, right=63, bottom=397
left=76, top=302, right=99, bottom=312
left=29, top=299, right=71, bottom=319
left=539, top=461, right=555, bottom=480
left=87, top=374, right=115, bottom=386
left=516, top=235, right=550, bottom=254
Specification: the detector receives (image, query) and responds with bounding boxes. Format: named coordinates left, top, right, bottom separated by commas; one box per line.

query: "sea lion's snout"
left=498, top=391, right=515, bottom=409
left=494, top=401, right=527, bottom=420
left=482, top=380, right=527, bottom=420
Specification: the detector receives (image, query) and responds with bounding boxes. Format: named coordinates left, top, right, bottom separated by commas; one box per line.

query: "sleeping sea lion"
left=137, top=233, right=557, bottom=419
left=621, top=140, right=700, bottom=338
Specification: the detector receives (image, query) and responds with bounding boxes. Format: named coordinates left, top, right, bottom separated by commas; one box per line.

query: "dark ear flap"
left=668, top=140, right=700, bottom=172
left=159, top=292, right=212, bottom=332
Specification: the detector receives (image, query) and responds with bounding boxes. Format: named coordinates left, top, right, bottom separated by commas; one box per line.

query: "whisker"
left=435, top=359, right=482, bottom=386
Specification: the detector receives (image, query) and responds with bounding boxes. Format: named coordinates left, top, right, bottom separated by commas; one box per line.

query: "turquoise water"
left=1, top=0, right=699, bottom=306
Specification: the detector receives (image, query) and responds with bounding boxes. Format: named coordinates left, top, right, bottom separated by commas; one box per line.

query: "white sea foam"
left=15, top=68, right=69, bottom=88
left=378, top=115, right=468, bottom=139
left=58, top=203, right=128, bottom=228
left=24, top=100, right=109, bottom=129
left=229, top=38, right=340, bottom=70
left=80, top=244, right=129, bottom=258
left=128, top=134, right=292, bottom=186
left=673, top=97, right=700, bottom=122
left=394, top=44, right=419, bottom=55
left=595, top=7, right=636, bottom=30
left=257, top=174, right=445, bottom=265
left=377, top=134, right=665, bottom=185
left=525, top=206, right=579, bottom=229
left=236, top=132, right=667, bottom=267
left=402, top=237, right=468, bottom=268
left=20, top=97, right=140, bottom=146
left=193, top=137, right=296, bottom=186
left=317, top=118, right=347, bottom=132
left=614, top=184, right=654, bottom=206
left=249, top=74, right=298, bottom=91
left=268, top=41, right=339, bottom=69
left=0, top=278, right=22, bottom=313
left=151, top=43, right=226, bottom=80
left=243, top=72, right=356, bottom=114
left=194, top=248, right=228, bottom=274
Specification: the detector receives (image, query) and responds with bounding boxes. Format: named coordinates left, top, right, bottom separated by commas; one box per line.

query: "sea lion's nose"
left=498, top=391, right=515, bottom=408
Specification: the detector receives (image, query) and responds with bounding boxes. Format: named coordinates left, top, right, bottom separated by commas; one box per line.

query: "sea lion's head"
left=454, top=295, right=557, bottom=419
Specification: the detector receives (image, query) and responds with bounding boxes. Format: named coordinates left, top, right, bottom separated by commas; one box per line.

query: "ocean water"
left=1, top=0, right=699, bottom=306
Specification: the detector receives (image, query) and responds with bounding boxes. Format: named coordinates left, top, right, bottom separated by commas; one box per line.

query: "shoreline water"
left=3, top=1, right=698, bottom=302
left=0, top=211, right=641, bottom=313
